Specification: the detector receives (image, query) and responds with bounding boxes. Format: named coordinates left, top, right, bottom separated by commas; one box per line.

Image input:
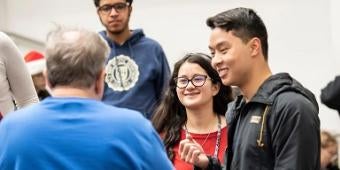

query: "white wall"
left=331, top=0, right=340, bottom=71
left=1, top=0, right=339, bottom=133
left=0, top=0, right=7, bottom=30
left=3, top=0, right=99, bottom=41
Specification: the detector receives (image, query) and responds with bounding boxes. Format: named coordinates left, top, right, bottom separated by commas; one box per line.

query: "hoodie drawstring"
left=257, top=105, right=270, bottom=148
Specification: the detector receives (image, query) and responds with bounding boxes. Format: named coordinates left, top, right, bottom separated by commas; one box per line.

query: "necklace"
left=184, top=115, right=222, bottom=158
left=201, top=130, right=211, bottom=147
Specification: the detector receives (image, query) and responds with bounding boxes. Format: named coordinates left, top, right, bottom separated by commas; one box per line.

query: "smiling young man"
left=94, top=0, right=170, bottom=119
left=179, top=8, right=321, bottom=170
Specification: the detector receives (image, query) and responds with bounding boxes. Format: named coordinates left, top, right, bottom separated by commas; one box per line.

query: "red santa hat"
left=24, top=51, right=46, bottom=75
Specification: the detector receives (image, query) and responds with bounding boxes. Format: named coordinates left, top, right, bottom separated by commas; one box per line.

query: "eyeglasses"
left=175, top=75, right=211, bottom=89
left=98, top=2, right=130, bottom=15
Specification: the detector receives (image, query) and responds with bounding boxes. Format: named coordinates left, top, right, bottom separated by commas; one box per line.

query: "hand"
left=178, top=135, right=209, bottom=168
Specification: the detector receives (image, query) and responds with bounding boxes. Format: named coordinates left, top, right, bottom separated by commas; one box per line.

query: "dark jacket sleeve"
left=269, top=93, right=320, bottom=170
left=321, top=76, right=340, bottom=112
left=194, top=156, right=223, bottom=170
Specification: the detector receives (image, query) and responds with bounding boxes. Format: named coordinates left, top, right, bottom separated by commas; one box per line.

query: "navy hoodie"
left=99, top=29, right=170, bottom=118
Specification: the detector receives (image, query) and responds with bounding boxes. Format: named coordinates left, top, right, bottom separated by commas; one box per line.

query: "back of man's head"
left=93, top=0, right=133, bottom=7
left=206, top=7, right=268, bottom=60
left=45, top=27, right=109, bottom=89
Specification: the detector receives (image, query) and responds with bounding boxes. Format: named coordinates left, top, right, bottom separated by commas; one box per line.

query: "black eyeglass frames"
left=98, top=2, right=130, bottom=15
left=175, top=74, right=211, bottom=89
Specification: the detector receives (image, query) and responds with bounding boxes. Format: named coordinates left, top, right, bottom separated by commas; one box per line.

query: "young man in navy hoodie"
left=94, top=0, right=170, bottom=119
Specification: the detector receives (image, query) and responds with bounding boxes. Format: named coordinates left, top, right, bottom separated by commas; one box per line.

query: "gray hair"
left=45, top=26, right=109, bottom=88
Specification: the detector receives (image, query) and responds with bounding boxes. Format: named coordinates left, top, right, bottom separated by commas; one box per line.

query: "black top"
left=204, top=73, right=320, bottom=170
left=321, top=76, right=340, bottom=114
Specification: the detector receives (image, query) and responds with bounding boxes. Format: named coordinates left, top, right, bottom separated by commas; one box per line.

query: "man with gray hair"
left=0, top=27, right=173, bottom=170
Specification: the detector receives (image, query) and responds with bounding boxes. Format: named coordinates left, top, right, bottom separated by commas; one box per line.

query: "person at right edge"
left=93, top=0, right=171, bottom=119
left=178, top=7, right=320, bottom=170
left=321, top=75, right=340, bottom=116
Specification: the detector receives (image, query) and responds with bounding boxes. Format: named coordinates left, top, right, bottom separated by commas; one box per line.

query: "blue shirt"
left=0, top=97, right=173, bottom=170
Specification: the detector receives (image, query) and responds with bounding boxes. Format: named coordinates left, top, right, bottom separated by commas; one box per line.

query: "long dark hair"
left=151, top=53, right=233, bottom=160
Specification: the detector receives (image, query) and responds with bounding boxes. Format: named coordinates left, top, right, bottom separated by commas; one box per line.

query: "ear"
left=94, top=68, right=106, bottom=99
left=43, top=69, right=53, bottom=94
left=212, top=82, right=221, bottom=96
left=248, top=37, right=261, bottom=57
left=128, top=5, right=132, bottom=17
left=96, top=6, right=102, bottom=16
left=97, top=9, right=103, bottom=19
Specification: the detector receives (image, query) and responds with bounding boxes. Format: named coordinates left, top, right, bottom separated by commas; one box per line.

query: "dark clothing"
left=206, top=73, right=320, bottom=170
left=321, top=76, right=340, bottom=114
left=99, top=29, right=170, bottom=118
left=37, top=90, right=50, bottom=101
left=325, top=164, right=340, bottom=170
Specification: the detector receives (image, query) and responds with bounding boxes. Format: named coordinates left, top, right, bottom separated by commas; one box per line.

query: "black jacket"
left=321, top=76, right=340, bottom=114
left=205, top=73, right=320, bottom=170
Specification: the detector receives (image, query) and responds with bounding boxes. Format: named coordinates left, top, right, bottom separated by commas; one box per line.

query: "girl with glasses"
left=152, top=53, right=233, bottom=169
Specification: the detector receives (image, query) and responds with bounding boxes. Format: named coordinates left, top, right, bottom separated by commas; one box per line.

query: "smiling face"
left=97, top=0, right=131, bottom=35
left=175, top=62, right=219, bottom=111
left=209, top=28, right=254, bottom=88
